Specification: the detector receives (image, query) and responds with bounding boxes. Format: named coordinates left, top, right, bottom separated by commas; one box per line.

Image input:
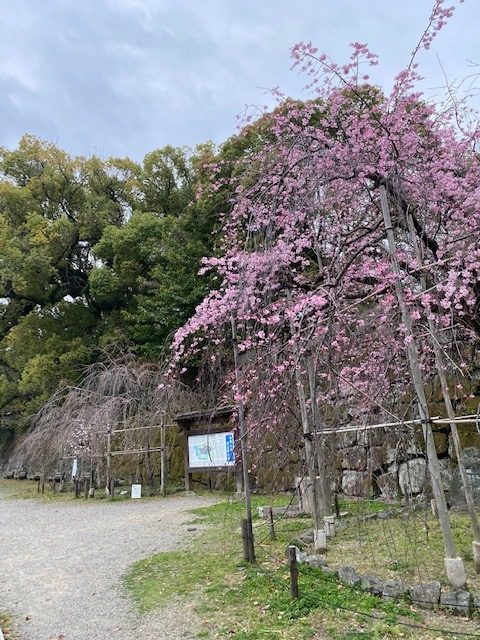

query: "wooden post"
left=288, top=546, right=299, bottom=599
left=241, top=518, right=255, bottom=563
left=334, top=494, right=340, bottom=518
left=160, top=420, right=167, bottom=497
left=88, top=456, right=95, bottom=498
left=106, top=423, right=112, bottom=496
left=58, top=453, right=64, bottom=493
left=268, top=507, right=276, bottom=540
left=183, top=425, right=192, bottom=492
left=307, top=353, right=331, bottom=517
left=232, top=317, right=255, bottom=563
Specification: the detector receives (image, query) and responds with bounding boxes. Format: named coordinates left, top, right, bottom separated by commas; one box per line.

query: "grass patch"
left=0, top=478, right=84, bottom=502
left=123, top=495, right=480, bottom=639
left=0, top=610, right=18, bottom=639
left=327, top=505, right=480, bottom=592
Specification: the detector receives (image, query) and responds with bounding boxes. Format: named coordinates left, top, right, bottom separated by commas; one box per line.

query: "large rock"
left=449, top=448, right=480, bottom=506
left=398, top=458, right=427, bottom=497
left=341, top=470, right=371, bottom=497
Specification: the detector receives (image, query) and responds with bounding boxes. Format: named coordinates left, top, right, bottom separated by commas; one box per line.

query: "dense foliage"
left=0, top=137, right=220, bottom=452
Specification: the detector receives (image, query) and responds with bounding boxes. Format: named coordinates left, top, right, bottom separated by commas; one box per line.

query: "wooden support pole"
left=288, top=546, right=299, bottom=599
left=268, top=507, right=276, bottom=540
left=405, top=208, right=480, bottom=567
left=106, top=424, right=112, bottom=496
left=232, top=317, right=255, bottom=563
left=379, top=185, right=457, bottom=564
left=241, top=518, right=255, bottom=563
left=160, top=421, right=167, bottom=497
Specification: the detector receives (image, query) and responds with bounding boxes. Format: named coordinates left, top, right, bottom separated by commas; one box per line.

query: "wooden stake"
left=241, top=518, right=255, bottom=563
left=160, top=420, right=167, bottom=497
left=288, top=546, right=299, bottom=599
left=268, top=507, right=276, bottom=540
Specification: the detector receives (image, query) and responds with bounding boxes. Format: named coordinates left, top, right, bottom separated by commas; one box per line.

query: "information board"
left=188, top=432, right=235, bottom=468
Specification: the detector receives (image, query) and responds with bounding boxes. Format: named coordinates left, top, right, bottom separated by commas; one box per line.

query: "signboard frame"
left=187, top=430, right=235, bottom=471
left=175, top=407, right=243, bottom=494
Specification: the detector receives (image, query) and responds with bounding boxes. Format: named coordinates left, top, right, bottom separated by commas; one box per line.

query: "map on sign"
left=188, top=432, right=235, bottom=468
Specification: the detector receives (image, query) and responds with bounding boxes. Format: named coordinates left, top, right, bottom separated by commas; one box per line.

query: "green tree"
left=0, top=135, right=139, bottom=448
left=89, top=145, right=218, bottom=357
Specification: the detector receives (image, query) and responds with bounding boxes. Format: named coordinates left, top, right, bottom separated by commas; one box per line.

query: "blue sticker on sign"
left=225, top=433, right=235, bottom=462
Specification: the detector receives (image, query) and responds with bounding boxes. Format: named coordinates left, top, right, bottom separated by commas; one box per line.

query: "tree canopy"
left=0, top=137, right=219, bottom=452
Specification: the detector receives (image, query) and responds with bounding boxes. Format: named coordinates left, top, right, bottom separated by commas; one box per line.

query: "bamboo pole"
left=379, top=185, right=459, bottom=571
left=406, top=208, right=480, bottom=569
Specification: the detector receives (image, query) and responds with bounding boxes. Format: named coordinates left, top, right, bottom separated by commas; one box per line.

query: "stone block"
left=440, top=589, right=471, bottom=615
left=340, top=430, right=358, bottom=448
left=304, top=554, right=327, bottom=569
left=361, top=574, right=385, bottom=596
left=375, top=471, right=398, bottom=500
left=450, top=448, right=480, bottom=506
left=449, top=447, right=480, bottom=507
left=386, top=446, right=398, bottom=465
left=382, top=580, right=408, bottom=600
left=341, top=470, right=371, bottom=497
left=338, top=565, right=361, bottom=587
left=342, top=446, right=367, bottom=471
left=377, top=509, right=395, bottom=520
left=454, top=426, right=480, bottom=454
left=437, top=458, right=453, bottom=492
left=366, top=428, right=386, bottom=447
left=409, top=581, right=441, bottom=609
left=433, top=431, right=448, bottom=455
left=368, top=445, right=388, bottom=472
left=398, top=458, right=427, bottom=496
left=321, top=565, right=338, bottom=577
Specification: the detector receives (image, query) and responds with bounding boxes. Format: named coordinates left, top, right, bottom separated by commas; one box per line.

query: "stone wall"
left=326, top=421, right=480, bottom=502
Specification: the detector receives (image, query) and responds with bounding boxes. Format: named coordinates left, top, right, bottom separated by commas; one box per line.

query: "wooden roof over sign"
left=175, top=406, right=235, bottom=427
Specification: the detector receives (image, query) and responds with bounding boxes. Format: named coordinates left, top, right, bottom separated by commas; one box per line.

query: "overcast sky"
left=0, top=0, right=478, bottom=162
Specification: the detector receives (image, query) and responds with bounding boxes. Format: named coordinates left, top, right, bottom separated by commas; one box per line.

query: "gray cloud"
left=0, top=0, right=477, bottom=161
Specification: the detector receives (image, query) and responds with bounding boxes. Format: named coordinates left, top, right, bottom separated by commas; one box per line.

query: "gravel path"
left=0, top=486, right=217, bottom=640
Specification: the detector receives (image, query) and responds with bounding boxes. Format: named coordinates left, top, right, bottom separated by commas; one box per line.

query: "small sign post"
left=131, top=484, right=142, bottom=499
